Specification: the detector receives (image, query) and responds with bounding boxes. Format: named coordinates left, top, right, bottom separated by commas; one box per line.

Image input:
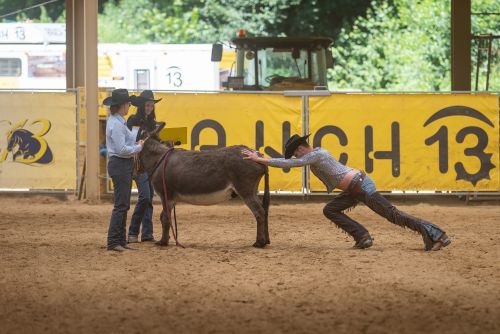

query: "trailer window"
left=134, top=69, right=150, bottom=90
left=0, top=58, right=22, bottom=76
left=28, top=55, right=65, bottom=77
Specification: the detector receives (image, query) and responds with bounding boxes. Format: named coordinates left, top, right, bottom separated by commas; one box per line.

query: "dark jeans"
left=107, top=156, right=133, bottom=249
left=128, top=172, right=154, bottom=240
left=323, top=176, right=445, bottom=250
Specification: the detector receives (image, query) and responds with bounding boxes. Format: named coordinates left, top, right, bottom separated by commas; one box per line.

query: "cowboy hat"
left=131, top=90, right=162, bottom=107
left=284, top=134, right=311, bottom=159
left=102, top=88, right=134, bottom=107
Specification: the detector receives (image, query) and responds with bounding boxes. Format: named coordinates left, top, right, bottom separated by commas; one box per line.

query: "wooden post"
left=66, top=0, right=99, bottom=201
left=84, top=0, right=100, bottom=201
left=451, top=0, right=471, bottom=91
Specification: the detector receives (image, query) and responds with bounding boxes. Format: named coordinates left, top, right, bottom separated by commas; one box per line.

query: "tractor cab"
left=212, top=36, right=333, bottom=91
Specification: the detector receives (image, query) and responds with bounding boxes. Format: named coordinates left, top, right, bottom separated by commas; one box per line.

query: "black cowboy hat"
left=131, top=90, right=162, bottom=107
left=284, top=133, right=311, bottom=159
left=102, top=88, right=135, bottom=107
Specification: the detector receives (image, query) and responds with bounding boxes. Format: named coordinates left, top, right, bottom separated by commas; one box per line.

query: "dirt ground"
left=0, top=195, right=499, bottom=334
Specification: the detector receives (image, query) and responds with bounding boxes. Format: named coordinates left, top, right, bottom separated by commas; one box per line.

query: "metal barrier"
left=0, top=89, right=498, bottom=199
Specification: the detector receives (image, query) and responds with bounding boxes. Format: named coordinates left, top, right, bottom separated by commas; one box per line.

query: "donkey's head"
left=136, top=121, right=165, bottom=142
left=135, top=121, right=169, bottom=176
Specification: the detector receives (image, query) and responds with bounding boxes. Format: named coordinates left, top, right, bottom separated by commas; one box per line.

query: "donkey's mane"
left=146, top=137, right=169, bottom=155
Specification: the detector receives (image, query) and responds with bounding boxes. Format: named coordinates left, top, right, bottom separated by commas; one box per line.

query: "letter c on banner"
left=313, top=125, right=348, bottom=164
left=191, top=119, right=226, bottom=150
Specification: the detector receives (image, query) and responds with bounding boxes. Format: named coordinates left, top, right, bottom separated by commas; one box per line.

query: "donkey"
left=136, top=123, right=270, bottom=248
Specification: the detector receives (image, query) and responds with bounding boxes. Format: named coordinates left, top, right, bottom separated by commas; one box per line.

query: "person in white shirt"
left=104, top=89, right=145, bottom=252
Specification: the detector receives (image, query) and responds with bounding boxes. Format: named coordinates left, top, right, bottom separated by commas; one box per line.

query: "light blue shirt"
left=106, top=114, right=142, bottom=158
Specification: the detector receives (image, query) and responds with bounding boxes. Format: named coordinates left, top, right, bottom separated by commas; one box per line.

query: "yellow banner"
left=0, top=92, right=77, bottom=189
left=152, top=93, right=303, bottom=191
left=80, top=87, right=110, bottom=144
left=309, top=94, right=499, bottom=191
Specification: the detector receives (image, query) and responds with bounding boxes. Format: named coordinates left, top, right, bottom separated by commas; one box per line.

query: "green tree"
left=97, top=0, right=373, bottom=43
left=329, top=0, right=500, bottom=91
left=329, top=0, right=451, bottom=91
left=471, top=0, right=500, bottom=91
left=98, top=0, right=205, bottom=43
left=197, top=0, right=373, bottom=42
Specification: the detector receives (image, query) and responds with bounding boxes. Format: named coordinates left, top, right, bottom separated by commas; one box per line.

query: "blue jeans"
left=360, top=175, right=377, bottom=195
left=107, top=156, right=133, bottom=249
left=128, top=172, right=154, bottom=240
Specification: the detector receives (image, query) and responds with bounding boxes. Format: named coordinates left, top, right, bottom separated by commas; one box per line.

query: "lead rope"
left=160, top=148, right=184, bottom=248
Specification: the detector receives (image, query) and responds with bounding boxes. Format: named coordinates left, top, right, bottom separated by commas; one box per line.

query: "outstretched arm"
left=242, top=148, right=270, bottom=165
left=242, top=148, right=318, bottom=168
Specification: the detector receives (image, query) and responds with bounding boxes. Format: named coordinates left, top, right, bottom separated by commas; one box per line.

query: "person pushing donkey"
left=242, top=134, right=451, bottom=251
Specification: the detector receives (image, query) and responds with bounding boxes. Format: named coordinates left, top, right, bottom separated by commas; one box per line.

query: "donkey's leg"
left=155, top=210, right=170, bottom=246
left=241, top=195, right=267, bottom=248
left=157, top=199, right=174, bottom=246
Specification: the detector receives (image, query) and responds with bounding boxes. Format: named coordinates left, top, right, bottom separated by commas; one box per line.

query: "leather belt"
left=347, top=170, right=367, bottom=194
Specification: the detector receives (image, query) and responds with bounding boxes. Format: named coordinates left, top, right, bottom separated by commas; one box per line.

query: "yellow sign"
left=220, top=50, right=237, bottom=71
left=0, top=92, right=77, bottom=189
left=309, top=94, right=499, bottom=191
left=153, top=93, right=303, bottom=191
left=159, top=127, right=188, bottom=144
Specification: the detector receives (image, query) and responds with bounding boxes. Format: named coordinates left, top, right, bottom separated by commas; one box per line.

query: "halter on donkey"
left=135, top=123, right=271, bottom=248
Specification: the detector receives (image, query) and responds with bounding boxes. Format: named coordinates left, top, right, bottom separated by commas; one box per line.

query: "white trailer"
left=0, top=23, right=221, bottom=91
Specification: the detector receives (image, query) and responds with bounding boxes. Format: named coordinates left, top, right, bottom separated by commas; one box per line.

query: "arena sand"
left=0, top=196, right=499, bottom=334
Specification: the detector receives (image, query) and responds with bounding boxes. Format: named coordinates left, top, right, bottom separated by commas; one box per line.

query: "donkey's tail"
left=263, top=166, right=270, bottom=220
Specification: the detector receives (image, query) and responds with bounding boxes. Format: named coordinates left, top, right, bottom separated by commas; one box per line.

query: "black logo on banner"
left=424, top=106, right=495, bottom=186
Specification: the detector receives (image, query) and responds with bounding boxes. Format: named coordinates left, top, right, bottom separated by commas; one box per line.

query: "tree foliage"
left=97, top=0, right=373, bottom=44
left=1, top=0, right=498, bottom=91
left=98, top=0, right=205, bottom=43
left=329, top=0, right=451, bottom=91
left=329, top=0, right=500, bottom=91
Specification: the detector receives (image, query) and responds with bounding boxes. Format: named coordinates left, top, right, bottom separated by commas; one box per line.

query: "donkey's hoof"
left=155, top=240, right=169, bottom=247
left=253, top=241, right=267, bottom=248
left=266, top=240, right=271, bottom=245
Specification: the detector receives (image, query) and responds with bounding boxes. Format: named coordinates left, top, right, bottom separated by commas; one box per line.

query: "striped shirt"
left=268, top=147, right=353, bottom=193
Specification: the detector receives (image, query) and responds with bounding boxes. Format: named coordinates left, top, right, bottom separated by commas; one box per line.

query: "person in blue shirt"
left=104, top=89, right=145, bottom=252
left=126, top=90, right=162, bottom=244
left=243, top=134, right=451, bottom=251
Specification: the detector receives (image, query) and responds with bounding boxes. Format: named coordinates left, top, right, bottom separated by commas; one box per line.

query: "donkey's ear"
left=153, top=121, right=166, bottom=135
left=135, top=127, right=145, bottom=142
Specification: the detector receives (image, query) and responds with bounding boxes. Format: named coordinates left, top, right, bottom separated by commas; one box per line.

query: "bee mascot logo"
left=1, top=119, right=54, bottom=165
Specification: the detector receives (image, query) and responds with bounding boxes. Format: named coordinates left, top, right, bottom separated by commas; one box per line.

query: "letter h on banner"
left=364, top=122, right=401, bottom=177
